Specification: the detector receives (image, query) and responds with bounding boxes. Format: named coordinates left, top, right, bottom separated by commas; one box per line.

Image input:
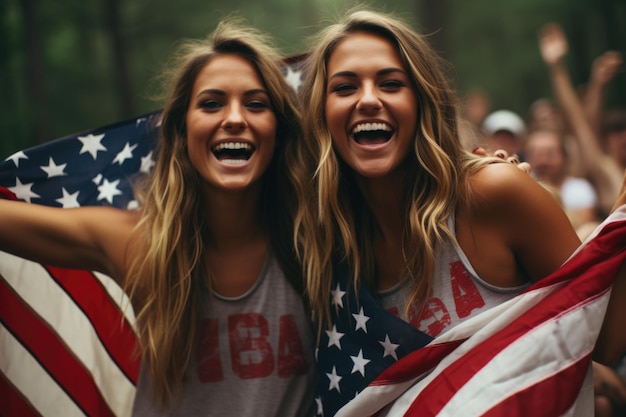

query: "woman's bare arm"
left=0, top=199, right=137, bottom=283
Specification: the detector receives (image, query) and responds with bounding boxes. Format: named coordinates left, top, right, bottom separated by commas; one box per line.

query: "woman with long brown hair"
left=0, top=19, right=315, bottom=416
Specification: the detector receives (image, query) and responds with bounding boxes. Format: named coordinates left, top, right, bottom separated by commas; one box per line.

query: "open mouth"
left=351, top=122, right=393, bottom=145
left=212, top=142, right=255, bottom=165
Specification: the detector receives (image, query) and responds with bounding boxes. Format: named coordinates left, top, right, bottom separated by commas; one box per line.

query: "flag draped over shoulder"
left=0, top=113, right=160, bottom=417
left=0, top=59, right=307, bottom=417
left=314, top=208, right=626, bottom=417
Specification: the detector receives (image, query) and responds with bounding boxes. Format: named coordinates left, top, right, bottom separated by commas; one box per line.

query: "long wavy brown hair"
left=124, top=18, right=303, bottom=408
left=294, top=9, right=494, bottom=330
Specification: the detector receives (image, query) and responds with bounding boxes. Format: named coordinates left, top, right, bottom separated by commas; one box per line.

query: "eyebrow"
left=195, top=88, right=269, bottom=98
left=328, top=68, right=406, bottom=80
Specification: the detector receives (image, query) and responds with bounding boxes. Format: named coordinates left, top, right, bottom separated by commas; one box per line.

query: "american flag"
left=0, top=59, right=307, bottom=417
left=3, top=56, right=625, bottom=417
left=315, top=208, right=626, bottom=417
left=0, top=113, right=159, bottom=417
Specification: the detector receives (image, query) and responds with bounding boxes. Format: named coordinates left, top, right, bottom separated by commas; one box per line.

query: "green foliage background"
left=1, top=0, right=624, bottom=158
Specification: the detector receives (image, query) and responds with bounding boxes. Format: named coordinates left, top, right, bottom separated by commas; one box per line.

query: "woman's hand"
left=472, top=147, right=531, bottom=174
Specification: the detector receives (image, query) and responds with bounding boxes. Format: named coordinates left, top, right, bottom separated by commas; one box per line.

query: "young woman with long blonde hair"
left=293, top=9, right=596, bottom=416
left=0, top=19, right=315, bottom=416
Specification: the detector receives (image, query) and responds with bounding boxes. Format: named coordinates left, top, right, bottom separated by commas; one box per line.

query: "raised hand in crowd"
left=585, top=51, right=623, bottom=138
left=538, top=22, right=623, bottom=219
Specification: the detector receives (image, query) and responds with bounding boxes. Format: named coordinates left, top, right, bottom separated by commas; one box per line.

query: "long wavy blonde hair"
left=124, top=18, right=303, bottom=408
left=294, top=9, right=494, bottom=329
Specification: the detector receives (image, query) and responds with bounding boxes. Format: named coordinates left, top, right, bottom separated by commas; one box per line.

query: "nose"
left=223, top=102, right=247, bottom=131
left=356, top=82, right=382, bottom=113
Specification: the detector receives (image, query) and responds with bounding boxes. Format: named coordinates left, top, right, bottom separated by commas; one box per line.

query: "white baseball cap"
left=482, top=110, right=527, bottom=138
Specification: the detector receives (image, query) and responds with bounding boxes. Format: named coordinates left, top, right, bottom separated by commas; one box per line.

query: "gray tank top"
left=131, top=252, right=316, bottom=416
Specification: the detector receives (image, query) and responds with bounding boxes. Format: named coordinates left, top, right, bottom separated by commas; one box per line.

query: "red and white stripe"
left=0, top=252, right=139, bottom=417
left=336, top=207, right=626, bottom=417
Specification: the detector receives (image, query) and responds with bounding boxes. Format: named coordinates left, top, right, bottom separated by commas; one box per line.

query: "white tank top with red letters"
left=379, top=217, right=529, bottom=338
left=379, top=217, right=593, bottom=416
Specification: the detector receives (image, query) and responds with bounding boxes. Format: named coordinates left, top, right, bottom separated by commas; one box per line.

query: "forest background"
left=1, top=0, right=624, bottom=157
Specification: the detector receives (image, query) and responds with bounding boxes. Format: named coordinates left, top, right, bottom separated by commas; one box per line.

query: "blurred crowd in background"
left=463, top=22, right=624, bottom=240
left=459, top=22, right=626, bottom=416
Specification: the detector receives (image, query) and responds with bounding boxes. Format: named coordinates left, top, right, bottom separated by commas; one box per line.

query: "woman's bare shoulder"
left=467, top=162, right=552, bottom=214
left=464, top=162, right=580, bottom=282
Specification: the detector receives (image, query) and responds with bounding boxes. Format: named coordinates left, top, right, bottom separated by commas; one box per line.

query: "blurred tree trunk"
left=19, top=0, right=49, bottom=143
left=0, top=0, right=16, bottom=137
left=596, top=0, right=625, bottom=107
left=102, top=0, right=135, bottom=118
left=301, top=0, right=319, bottom=41
left=598, top=0, right=624, bottom=51
left=564, top=13, right=589, bottom=86
left=416, top=0, right=449, bottom=58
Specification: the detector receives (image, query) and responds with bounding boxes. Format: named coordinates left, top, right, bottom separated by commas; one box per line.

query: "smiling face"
left=324, top=31, right=418, bottom=179
left=185, top=53, right=276, bottom=193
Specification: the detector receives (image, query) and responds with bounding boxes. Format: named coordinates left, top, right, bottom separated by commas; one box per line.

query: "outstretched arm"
left=0, top=197, right=137, bottom=283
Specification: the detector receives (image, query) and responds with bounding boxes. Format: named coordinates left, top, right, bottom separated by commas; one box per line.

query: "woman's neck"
left=202, top=183, right=269, bottom=297
left=356, top=172, right=405, bottom=243
left=355, top=172, right=407, bottom=290
left=203, top=183, right=266, bottom=249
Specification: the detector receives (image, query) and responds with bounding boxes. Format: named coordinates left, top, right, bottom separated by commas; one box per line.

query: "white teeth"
left=213, top=142, right=253, bottom=151
left=220, top=159, right=248, bottom=165
left=352, top=123, right=392, bottom=134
